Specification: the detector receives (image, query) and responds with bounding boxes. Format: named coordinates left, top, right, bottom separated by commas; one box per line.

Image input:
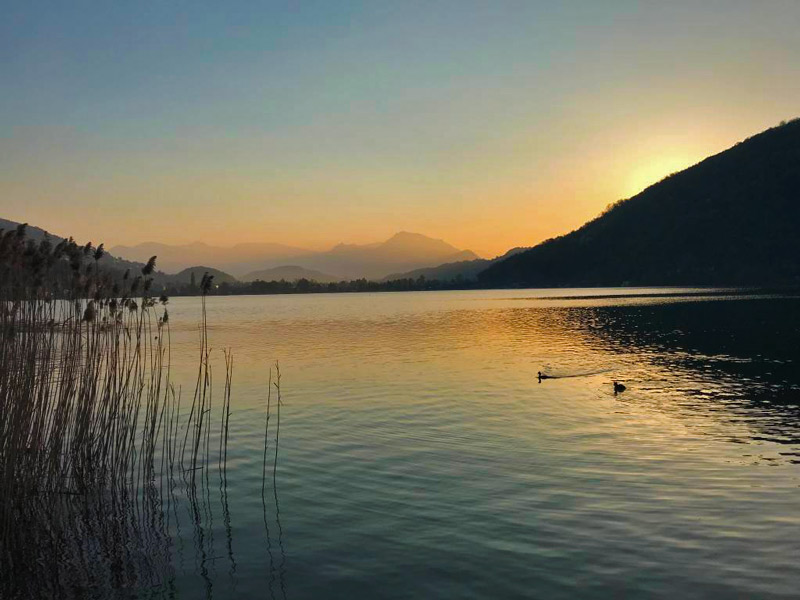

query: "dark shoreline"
left=162, top=283, right=800, bottom=300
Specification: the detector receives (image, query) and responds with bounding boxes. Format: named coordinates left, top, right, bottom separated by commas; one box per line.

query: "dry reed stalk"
left=0, top=234, right=281, bottom=599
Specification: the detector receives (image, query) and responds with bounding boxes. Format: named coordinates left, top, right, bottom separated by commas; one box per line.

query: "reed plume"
left=0, top=228, right=281, bottom=599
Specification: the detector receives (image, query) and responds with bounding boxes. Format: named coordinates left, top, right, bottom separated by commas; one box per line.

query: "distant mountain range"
left=481, top=118, right=800, bottom=287
left=112, top=231, right=479, bottom=281
left=109, top=241, right=311, bottom=276
left=0, top=218, right=478, bottom=285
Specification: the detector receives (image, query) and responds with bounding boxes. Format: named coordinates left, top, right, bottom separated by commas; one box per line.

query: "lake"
left=140, top=289, right=800, bottom=598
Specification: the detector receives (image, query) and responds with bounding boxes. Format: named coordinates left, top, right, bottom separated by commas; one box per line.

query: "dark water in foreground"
left=121, top=290, right=800, bottom=597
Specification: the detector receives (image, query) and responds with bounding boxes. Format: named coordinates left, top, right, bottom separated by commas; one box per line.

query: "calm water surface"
left=159, top=289, right=800, bottom=599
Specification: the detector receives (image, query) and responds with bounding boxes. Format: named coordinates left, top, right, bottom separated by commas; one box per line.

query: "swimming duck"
left=613, top=381, right=626, bottom=394
left=537, top=371, right=553, bottom=383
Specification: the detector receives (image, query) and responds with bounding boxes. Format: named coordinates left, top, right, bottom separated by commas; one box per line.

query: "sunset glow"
left=622, top=153, right=700, bottom=199
left=1, top=1, right=799, bottom=257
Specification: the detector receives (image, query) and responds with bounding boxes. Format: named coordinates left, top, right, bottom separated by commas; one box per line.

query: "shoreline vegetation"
left=0, top=224, right=284, bottom=598
left=166, top=274, right=480, bottom=296
left=162, top=279, right=800, bottom=298
left=159, top=274, right=800, bottom=299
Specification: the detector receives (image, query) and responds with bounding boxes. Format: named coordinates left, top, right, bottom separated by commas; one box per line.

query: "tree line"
left=162, top=274, right=477, bottom=297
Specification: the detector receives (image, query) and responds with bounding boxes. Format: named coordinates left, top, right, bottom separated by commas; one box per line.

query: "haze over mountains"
left=109, top=241, right=311, bottom=276
left=112, top=232, right=479, bottom=281
left=0, top=217, right=480, bottom=285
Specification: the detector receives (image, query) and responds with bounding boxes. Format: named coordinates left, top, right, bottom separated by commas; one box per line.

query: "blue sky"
left=2, top=1, right=798, bottom=255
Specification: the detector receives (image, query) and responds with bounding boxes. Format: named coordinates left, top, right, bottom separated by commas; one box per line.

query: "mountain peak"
left=386, top=231, right=431, bottom=241
left=381, top=231, right=460, bottom=252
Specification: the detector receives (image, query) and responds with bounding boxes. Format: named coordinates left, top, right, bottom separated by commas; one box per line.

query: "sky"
left=1, top=1, right=799, bottom=258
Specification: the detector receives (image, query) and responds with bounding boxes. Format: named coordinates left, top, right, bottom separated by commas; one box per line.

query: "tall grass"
left=0, top=226, right=281, bottom=598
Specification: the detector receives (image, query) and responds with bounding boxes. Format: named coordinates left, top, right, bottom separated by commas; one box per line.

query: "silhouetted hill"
left=0, top=218, right=50, bottom=242
left=173, top=266, right=237, bottom=285
left=0, top=218, right=170, bottom=284
left=241, top=265, right=340, bottom=283
left=480, top=119, right=800, bottom=287
left=384, top=247, right=528, bottom=282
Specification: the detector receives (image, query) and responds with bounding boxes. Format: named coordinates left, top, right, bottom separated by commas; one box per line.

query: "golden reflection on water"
left=26, top=289, right=797, bottom=599
left=164, top=290, right=800, bottom=466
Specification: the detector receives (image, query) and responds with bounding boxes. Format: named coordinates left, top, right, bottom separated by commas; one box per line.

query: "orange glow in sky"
left=1, top=2, right=798, bottom=258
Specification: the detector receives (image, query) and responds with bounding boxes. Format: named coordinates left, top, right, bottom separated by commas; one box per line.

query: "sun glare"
left=622, top=154, right=697, bottom=199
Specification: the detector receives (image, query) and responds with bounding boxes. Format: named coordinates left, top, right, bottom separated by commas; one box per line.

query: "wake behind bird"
left=537, top=368, right=613, bottom=381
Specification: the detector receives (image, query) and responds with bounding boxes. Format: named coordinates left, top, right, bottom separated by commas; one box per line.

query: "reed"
left=0, top=227, right=280, bottom=598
